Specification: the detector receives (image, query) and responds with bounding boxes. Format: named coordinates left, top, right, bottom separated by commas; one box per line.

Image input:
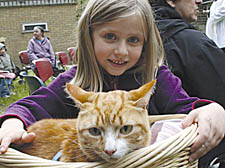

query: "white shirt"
left=206, top=0, right=225, bottom=48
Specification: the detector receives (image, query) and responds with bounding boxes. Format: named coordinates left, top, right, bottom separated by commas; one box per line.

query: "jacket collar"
left=102, top=63, right=144, bottom=91
left=152, top=6, right=195, bottom=40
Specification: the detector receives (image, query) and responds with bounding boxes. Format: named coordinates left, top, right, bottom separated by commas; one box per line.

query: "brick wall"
left=0, top=3, right=79, bottom=68
left=0, top=0, right=212, bottom=68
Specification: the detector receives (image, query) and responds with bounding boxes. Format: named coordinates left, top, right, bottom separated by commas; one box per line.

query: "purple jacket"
left=27, top=37, right=55, bottom=69
left=0, top=65, right=211, bottom=128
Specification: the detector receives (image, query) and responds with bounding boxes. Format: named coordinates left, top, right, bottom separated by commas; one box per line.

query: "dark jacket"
left=153, top=6, right=225, bottom=108
left=152, top=6, right=225, bottom=167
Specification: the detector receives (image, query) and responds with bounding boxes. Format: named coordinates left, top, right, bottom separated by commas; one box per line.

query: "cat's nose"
left=104, top=149, right=116, bottom=156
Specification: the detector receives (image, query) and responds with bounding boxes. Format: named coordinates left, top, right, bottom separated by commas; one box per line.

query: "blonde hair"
left=72, top=0, right=164, bottom=92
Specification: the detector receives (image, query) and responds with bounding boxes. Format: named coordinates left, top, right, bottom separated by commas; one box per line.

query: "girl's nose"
left=114, top=41, right=128, bottom=57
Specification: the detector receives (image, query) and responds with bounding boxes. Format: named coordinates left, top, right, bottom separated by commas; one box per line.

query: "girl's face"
left=33, top=27, right=43, bottom=40
left=92, top=14, right=144, bottom=76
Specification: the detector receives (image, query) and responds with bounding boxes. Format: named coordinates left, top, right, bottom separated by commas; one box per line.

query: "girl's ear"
left=66, top=83, right=95, bottom=106
left=166, top=0, right=176, bottom=8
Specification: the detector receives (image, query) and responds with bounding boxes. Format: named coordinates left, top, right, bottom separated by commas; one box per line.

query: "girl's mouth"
left=108, top=59, right=127, bottom=65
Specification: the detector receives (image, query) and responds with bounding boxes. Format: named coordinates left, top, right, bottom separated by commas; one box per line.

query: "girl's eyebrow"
left=101, top=29, right=144, bottom=37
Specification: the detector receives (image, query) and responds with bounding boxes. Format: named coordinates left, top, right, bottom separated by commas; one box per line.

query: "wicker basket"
left=0, top=115, right=198, bottom=168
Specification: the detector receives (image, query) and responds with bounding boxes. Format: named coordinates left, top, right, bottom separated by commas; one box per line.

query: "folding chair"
left=20, top=71, right=46, bottom=95
left=67, top=47, right=77, bottom=64
left=35, top=59, right=54, bottom=82
left=18, top=50, right=31, bottom=71
left=55, top=51, right=71, bottom=70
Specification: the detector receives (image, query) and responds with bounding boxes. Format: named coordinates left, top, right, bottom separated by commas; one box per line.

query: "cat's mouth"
left=103, top=156, right=121, bottom=163
left=100, top=150, right=128, bottom=163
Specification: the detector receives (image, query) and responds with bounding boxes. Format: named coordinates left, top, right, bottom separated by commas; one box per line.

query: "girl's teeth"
left=112, top=60, right=124, bottom=64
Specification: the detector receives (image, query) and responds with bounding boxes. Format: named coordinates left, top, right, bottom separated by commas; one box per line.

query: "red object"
left=19, top=50, right=30, bottom=64
left=67, top=47, right=77, bottom=63
left=19, top=50, right=31, bottom=70
left=35, top=60, right=54, bottom=82
left=56, top=51, right=69, bottom=65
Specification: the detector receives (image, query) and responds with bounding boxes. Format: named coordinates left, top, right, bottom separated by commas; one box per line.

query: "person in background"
left=206, top=0, right=225, bottom=52
left=149, top=0, right=225, bottom=167
left=0, top=43, right=16, bottom=97
left=27, top=26, right=56, bottom=75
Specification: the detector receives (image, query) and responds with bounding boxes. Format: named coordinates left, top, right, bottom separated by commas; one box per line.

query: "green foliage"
left=76, top=0, right=87, bottom=21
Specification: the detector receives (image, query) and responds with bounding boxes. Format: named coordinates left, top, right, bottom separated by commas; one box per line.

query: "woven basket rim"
left=0, top=121, right=198, bottom=168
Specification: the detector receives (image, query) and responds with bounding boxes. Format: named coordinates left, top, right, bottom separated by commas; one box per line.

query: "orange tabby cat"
left=15, top=80, right=156, bottom=163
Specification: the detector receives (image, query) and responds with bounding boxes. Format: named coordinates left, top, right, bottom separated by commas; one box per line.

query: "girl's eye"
left=128, top=36, right=139, bottom=43
left=120, top=125, right=133, bottom=135
left=104, top=33, right=116, bottom=40
left=89, top=127, right=101, bottom=136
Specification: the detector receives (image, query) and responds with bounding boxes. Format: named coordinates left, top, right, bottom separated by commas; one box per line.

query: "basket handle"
left=148, top=114, right=187, bottom=125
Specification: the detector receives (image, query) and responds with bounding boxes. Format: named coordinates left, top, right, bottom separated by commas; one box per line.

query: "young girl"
left=0, top=0, right=224, bottom=164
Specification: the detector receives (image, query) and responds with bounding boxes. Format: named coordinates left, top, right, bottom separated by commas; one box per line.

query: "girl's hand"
left=182, top=103, right=225, bottom=162
left=0, top=118, right=36, bottom=154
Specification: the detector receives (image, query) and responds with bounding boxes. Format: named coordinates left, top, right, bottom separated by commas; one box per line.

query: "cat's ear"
left=128, top=80, right=156, bottom=108
left=66, top=83, right=95, bottom=105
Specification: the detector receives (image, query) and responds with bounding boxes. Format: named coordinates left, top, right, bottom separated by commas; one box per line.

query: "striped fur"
left=16, top=80, right=156, bottom=163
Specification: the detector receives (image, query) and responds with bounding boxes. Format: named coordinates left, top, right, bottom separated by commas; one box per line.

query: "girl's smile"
left=92, top=14, right=144, bottom=76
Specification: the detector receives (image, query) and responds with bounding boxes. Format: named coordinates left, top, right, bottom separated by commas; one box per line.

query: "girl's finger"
left=0, top=137, right=12, bottom=154
left=21, top=132, right=36, bottom=143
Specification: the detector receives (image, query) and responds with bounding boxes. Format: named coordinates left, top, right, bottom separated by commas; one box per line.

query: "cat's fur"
left=15, top=80, right=156, bottom=163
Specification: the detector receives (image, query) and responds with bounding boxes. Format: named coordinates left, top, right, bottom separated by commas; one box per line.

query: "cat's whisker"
left=64, top=102, right=76, bottom=107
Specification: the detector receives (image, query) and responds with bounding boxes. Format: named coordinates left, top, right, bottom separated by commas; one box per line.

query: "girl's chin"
left=106, top=68, right=126, bottom=76
left=108, top=71, right=124, bottom=76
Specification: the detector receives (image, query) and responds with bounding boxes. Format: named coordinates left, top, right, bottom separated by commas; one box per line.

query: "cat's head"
left=66, top=80, right=156, bottom=163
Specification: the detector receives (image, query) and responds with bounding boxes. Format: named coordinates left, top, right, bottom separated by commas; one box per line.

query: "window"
left=22, top=23, right=48, bottom=33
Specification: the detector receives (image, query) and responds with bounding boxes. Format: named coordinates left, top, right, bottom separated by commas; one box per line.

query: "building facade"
left=0, top=0, right=212, bottom=67
left=0, top=0, right=80, bottom=67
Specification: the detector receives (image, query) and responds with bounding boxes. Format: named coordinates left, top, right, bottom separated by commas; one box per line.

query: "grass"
left=0, top=78, right=29, bottom=114
left=0, top=72, right=53, bottom=115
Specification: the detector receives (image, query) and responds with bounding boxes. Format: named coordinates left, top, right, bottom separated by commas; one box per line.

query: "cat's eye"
left=120, top=125, right=133, bottom=135
left=88, top=127, right=101, bottom=136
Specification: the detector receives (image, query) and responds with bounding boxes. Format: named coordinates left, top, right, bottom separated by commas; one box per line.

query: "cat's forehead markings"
left=94, top=93, right=101, bottom=114
left=100, top=92, right=125, bottom=125
left=96, top=114, right=105, bottom=126
left=119, top=116, right=123, bottom=125
left=90, top=91, right=127, bottom=125
left=116, top=92, right=125, bottom=116
left=94, top=93, right=100, bottom=104
left=96, top=115, right=99, bottom=126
